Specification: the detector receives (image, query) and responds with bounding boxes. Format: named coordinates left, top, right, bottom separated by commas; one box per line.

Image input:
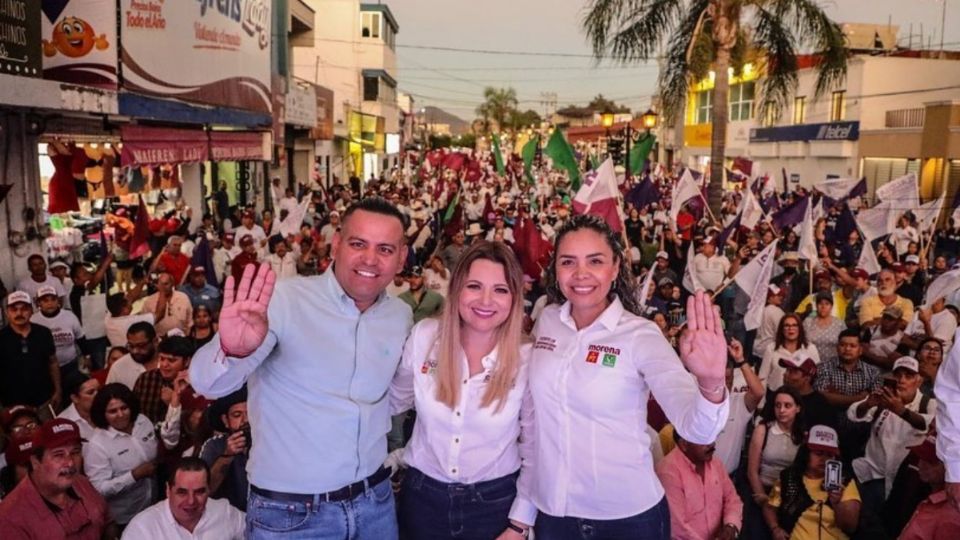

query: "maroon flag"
left=513, top=217, right=553, bottom=280
left=130, top=195, right=151, bottom=259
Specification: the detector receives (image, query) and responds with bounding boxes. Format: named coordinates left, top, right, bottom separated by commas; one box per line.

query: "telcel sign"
left=750, top=121, right=859, bottom=144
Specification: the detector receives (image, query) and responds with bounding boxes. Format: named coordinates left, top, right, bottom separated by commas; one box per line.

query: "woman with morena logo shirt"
left=523, top=215, right=730, bottom=539
left=390, top=241, right=534, bottom=539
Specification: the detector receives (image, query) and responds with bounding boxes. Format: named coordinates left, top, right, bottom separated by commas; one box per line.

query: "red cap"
left=0, top=405, right=38, bottom=431
left=849, top=268, right=869, bottom=280
left=31, top=418, right=82, bottom=452
left=180, top=388, right=212, bottom=412
left=242, top=210, right=256, bottom=220
left=223, top=232, right=235, bottom=242
left=891, top=263, right=905, bottom=273
left=4, top=434, right=34, bottom=467
left=239, top=234, right=254, bottom=247
left=814, top=271, right=832, bottom=282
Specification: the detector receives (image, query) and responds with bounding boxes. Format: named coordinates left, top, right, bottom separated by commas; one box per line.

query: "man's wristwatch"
left=506, top=522, right=530, bottom=537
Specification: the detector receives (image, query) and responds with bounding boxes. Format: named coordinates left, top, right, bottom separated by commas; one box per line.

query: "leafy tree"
left=475, top=87, right=519, bottom=134
left=583, top=0, right=848, bottom=215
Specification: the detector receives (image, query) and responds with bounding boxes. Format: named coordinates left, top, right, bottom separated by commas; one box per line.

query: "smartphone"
left=883, top=377, right=898, bottom=392
left=824, top=460, right=843, bottom=491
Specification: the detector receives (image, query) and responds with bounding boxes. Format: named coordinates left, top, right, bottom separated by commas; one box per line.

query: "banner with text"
left=119, top=0, right=271, bottom=113
left=1, top=0, right=41, bottom=77
left=41, top=0, right=117, bottom=88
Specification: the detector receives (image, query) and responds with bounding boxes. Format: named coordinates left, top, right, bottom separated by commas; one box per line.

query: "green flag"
left=444, top=191, right=460, bottom=223
left=492, top=135, right=506, bottom=176
left=544, top=129, right=582, bottom=191
left=521, top=135, right=539, bottom=183
left=629, top=134, right=657, bottom=175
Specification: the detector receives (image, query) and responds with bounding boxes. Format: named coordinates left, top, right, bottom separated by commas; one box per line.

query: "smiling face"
left=51, top=17, right=99, bottom=58
left=158, top=353, right=186, bottom=382
left=457, top=259, right=513, bottom=337
left=167, top=469, right=209, bottom=530
left=556, top=229, right=619, bottom=321
left=330, top=209, right=407, bottom=312
left=104, top=398, right=132, bottom=432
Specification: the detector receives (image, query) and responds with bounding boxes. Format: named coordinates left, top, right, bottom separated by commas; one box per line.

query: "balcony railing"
left=885, top=108, right=925, bottom=128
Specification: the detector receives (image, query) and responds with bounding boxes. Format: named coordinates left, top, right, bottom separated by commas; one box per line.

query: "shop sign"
left=120, top=125, right=209, bottom=168
left=285, top=83, right=317, bottom=128
left=210, top=131, right=269, bottom=161
left=683, top=124, right=712, bottom=148
left=310, top=85, right=334, bottom=141
left=120, top=0, right=271, bottom=113
left=41, top=0, right=118, bottom=88
left=0, top=0, right=41, bottom=77
left=750, top=121, right=860, bottom=143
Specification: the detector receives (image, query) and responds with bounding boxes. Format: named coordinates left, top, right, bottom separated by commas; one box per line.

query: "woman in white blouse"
left=391, top=240, right=535, bottom=539
left=526, top=215, right=729, bottom=539
left=84, top=383, right=158, bottom=526
left=758, top=313, right=821, bottom=397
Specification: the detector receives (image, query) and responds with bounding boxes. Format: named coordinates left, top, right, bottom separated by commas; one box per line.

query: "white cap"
left=656, top=251, right=669, bottom=260
left=5, top=291, right=31, bottom=307
left=807, top=425, right=840, bottom=454
left=49, top=260, right=70, bottom=271
left=768, top=284, right=782, bottom=295
left=905, top=254, right=920, bottom=264
left=892, top=356, right=919, bottom=373
left=36, top=286, right=58, bottom=299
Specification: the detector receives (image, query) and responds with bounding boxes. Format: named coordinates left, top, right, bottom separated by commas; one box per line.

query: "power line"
left=298, top=37, right=655, bottom=60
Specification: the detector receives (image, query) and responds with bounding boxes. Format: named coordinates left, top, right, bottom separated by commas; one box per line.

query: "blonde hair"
left=434, top=241, right=525, bottom=412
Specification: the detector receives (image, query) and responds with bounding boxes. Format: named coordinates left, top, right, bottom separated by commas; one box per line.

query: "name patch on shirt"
left=587, top=344, right=620, bottom=367
left=420, top=360, right=437, bottom=375
left=534, top=337, right=557, bottom=352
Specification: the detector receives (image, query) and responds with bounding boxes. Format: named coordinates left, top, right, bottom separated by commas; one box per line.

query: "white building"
left=293, top=0, right=401, bottom=184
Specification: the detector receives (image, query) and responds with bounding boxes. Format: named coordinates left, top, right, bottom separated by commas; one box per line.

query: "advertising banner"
left=1, top=0, right=41, bottom=77
left=41, top=0, right=117, bottom=88
left=120, top=0, right=271, bottom=113
left=310, top=85, right=334, bottom=141
left=750, top=121, right=860, bottom=143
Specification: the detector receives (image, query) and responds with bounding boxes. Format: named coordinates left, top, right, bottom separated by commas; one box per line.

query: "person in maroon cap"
left=229, top=234, right=260, bottom=285
left=235, top=209, right=266, bottom=249
left=0, top=418, right=116, bottom=539
left=1, top=433, right=33, bottom=496
left=899, top=429, right=960, bottom=539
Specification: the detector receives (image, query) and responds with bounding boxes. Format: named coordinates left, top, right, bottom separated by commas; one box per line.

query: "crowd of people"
left=0, top=146, right=959, bottom=540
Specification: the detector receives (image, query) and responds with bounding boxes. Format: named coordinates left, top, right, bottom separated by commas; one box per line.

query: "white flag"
left=670, top=168, right=702, bottom=226
left=858, top=240, right=882, bottom=276
left=798, top=199, right=818, bottom=261
left=638, top=264, right=656, bottom=307
left=924, top=269, right=960, bottom=308
left=875, top=173, right=919, bottom=212
left=815, top=177, right=862, bottom=200
left=735, top=241, right=779, bottom=331
left=915, top=194, right=946, bottom=232
left=741, top=188, right=765, bottom=230
left=682, top=241, right=704, bottom=294
left=856, top=201, right=895, bottom=241
left=278, top=197, right=310, bottom=238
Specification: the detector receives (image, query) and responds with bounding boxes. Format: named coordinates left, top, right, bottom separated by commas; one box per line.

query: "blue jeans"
left=534, top=497, right=671, bottom=540
left=246, top=477, right=398, bottom=539
left=399, top=467, right=517, bottom=539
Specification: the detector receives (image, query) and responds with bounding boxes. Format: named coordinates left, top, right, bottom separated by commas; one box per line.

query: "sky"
left=387, top=0, right=959, bottom=121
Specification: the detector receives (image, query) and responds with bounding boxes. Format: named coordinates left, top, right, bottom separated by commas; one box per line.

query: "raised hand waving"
left=219, top=263, right=276, bottom=358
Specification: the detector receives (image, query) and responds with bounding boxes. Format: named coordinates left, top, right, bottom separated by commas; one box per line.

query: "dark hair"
left=158, top=335, right=195, bottom=359
left=764, top=385, right=807, bottom=446
left=838, top=328, right=861, bottom=342
left=67, top=374, right=94, bottom=397
left=106, top=293, right=127, bottom=317
left=918, top=336, right=944, bottom=354
left=544, top=214, right=642, bottom=316
left=27, top=254, right=44, bottom=265
left=341, top=197, right=405, bottom=237
left=127, top=321, right=157, bottom=341
left=167, top=456, right=210, bottom=487
left=69, top=262, right=86, bottom=280
left=90, top=383, right=140, bottom=430
left=775, top=313, right=808, bottom=350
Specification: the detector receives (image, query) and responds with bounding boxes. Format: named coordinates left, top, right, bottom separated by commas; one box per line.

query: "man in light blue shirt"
left=190, top=198, right=412, bottom=539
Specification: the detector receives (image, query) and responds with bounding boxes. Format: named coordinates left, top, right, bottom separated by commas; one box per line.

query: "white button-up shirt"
left=121, top=497, right=245, bottom=540
left=389, top=318, right=536, bottom=523
left=58, top=403, right=95, bottom=441
left=936, top=329, right=960, bottom=481
left=527, top=297, right=729, bottom=519
left=83, top=414, right=159, bottom=524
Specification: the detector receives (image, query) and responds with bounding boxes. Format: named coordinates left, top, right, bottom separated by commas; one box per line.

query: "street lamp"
left=601, top=112, right=615, bottom=128
left=641, top=108, right=658, bottom=131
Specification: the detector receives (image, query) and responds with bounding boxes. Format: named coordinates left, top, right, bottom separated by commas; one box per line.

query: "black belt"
left=251, top=466, right=391, bottom=503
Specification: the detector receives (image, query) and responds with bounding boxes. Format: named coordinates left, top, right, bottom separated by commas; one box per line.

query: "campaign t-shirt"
left=31, top=309, right=83, bottom=367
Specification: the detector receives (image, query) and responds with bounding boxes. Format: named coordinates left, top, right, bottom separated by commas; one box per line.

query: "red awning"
left=209, top=131, right=268, bottom=162
left=120, top=125, right=208, bottom=167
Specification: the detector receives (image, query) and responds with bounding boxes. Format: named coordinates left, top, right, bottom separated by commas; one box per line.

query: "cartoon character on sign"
left=43, top=16, right=109, bottom=58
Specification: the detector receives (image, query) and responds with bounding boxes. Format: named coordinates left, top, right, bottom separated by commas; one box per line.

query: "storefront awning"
left=209, top=131, right=270, bottom=162
left=120, top=125, right=208, bottom=167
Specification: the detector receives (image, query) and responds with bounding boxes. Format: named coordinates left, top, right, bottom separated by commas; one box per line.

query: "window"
left=363, top=76, right=379, bottom=101
left=695, top=91, right=712, bottom=124
left=793, top=96, right=806, bottom=124
left=361, top=12, right=381, bottom=39
left=830, top=91, right=846, bottom=122
left=728, top=82, right=755, bottom=121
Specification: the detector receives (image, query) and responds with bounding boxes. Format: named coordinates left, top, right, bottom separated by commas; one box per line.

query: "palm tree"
left=475, top=87, right=519, bottom=134
left=583, top=0, right=848, bottom=215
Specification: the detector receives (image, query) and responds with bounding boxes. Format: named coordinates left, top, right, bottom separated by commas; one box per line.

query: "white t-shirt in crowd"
left=31, top=309, right=83, bottom=366
left=106, top=354, right=148, bottom=390
left=104, top=314, right=155, bottom=348
left=17, top=274, right=66, bottom=302
left=121, top=497, right=245, bottom=540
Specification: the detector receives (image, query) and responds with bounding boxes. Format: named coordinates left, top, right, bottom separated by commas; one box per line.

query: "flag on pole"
left=190, top=235, right=218, bottom=285
left=130, top=195, right=151, bottom=260
left=856, top=201, right=895, bottom=241
left=815, top=177, right=865, bottom=200
left=625, top=176, right=660, bottom=210
left=798, top=196, right=818, bottom=261
left=638, top=264, right=656, bottom=308
left=951, top=187, right=960, bottom=225
left=521, top=135, right=539, bottom=183
left=572, top=159, right=623, bottom=232
left=771, top=196, right=809, bottom=230
left=915, top=193, right=946, bottom=232
left=733, top=157, right=753, bottom=177
left=629, top=134, right=656, bottom=175
left=278, top=197, right=310, bottom=238
left=669, top=168, right=701, bottom=226
left=858, top=239, right=882, bottom=276
left=735, top=240, right=779, bottom=331
left=544, top=129, right=582, bottom=191
left=492, top=135, right=506, bottom=176
left=512, top=217, right=553, bottom=279
left=682, top=242, right=704, bottom=293
left=875, top=173, right=919, bottom=215
left=740, top=188, right=765, bottom=229
left=924, top=268, right=960, bottom=308
left=716, top=213, right=742, bottom=247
